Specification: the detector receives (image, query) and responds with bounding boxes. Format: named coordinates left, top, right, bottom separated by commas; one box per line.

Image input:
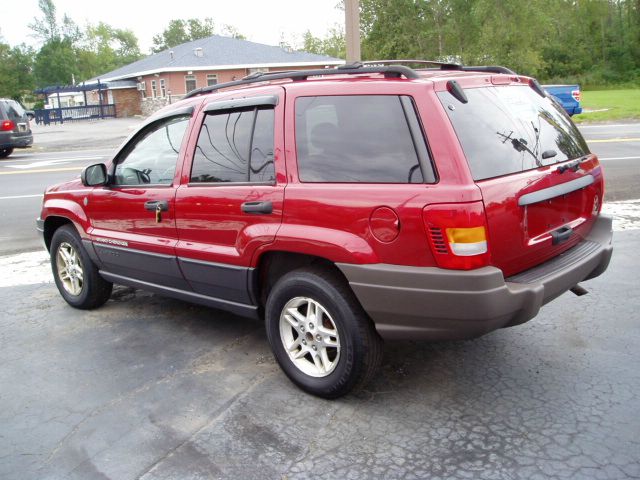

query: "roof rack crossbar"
left=363, top=59, right=462, bottom=69
left=459, top=65, right=517, bottom=75
left=183, top=65, right=420, bottom=99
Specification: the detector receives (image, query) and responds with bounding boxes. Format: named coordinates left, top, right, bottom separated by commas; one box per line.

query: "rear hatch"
left=438, top=82, right=603, bottom=277
left=0, top=99, right=31, bottom=136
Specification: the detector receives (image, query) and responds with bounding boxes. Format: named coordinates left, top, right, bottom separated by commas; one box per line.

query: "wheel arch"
left=252, top=251, right=353, bottom=309
left=43, top=216, right=76, bottom=251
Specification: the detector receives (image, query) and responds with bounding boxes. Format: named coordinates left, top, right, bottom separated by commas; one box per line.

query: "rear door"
left=438, top=83, right=602, bottom=277
left=173, top=87, right=285, bottom=305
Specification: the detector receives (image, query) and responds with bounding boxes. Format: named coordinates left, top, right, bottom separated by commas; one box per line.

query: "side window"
left=190, top=107, right=275, bottom=183
left=114, top=116, right=189, bottom=186
left=295, top=95, right=431, bottom=183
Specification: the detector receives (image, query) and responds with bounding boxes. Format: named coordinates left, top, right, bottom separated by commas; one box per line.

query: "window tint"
left=438, top=85, right=590, bottom=181
left=114, top=116, right=189, bottom=186
left=1, top=100, right=25, bottom=119
left=190, top=108, right=275, bottom=183
left=295, top=95, right=425, bottom=183
left=250, top=109, right=275, bottom=182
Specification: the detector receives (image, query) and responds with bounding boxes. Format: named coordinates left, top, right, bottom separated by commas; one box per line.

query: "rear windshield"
left=0, top=100, right=26, bottom=119
left=438, top=85, right=589, bottom=180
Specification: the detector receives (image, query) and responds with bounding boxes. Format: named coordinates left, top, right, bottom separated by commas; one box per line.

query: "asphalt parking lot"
left=1, top=119, right=639, bottom=479
left=0, top=231, right=637, bottom=479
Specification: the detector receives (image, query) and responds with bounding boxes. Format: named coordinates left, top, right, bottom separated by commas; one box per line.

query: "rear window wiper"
left=497, top=130, right=542, bottom=167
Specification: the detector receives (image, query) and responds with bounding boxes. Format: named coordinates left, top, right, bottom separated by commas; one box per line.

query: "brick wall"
left=111, top=88, right=142, bottom=117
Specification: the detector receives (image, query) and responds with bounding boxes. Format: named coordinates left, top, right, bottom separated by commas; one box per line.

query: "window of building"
left=151, top=80, right=157, bottom=99
left=295, top=95, right=432, bottom=183
left=206, top=74, right=218, bottom=86
left=185, top=75, right=197, bottom=93
left=160, top=79, right=166, bottom=97
left=114, top=116, right=190, bottom=186
left=248, top=68, right=269, bottom=75
left=190, top=107, right=275, bottom=183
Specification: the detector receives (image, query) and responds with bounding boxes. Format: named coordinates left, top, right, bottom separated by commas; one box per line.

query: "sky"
left=0, top=0, right=345, bottom=52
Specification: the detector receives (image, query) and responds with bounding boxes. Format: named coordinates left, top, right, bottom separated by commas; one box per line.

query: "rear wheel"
left=265, top=267, right=383, bottom=398
left=50, top=225, right=112, bottom=309
left=0, top=147, right=14, bottom=159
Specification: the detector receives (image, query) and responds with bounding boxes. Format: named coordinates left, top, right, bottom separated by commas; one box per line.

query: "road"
left=0, top=149, right=114, bottom=255
left=0, top=121, right=638, bottom=257
left=579, top=123, right=640, bottom=201
left=0, top=121, right=638, bottom=479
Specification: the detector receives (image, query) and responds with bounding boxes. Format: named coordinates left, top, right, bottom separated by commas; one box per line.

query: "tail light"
left=571, top=90, right=581, bottom=102
left=1, top=120, right=15, bottom=131
left=423, top=201, right=491, bottom=270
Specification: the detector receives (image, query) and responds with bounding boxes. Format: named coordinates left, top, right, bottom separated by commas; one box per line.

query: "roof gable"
left=87, top=35, right=342, bottom=82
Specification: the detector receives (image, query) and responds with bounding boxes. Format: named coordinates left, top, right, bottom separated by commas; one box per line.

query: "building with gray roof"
left=83, top=35, right=342, bottom=117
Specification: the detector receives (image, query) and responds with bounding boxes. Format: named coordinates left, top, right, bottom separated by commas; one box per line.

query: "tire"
left=0, top=147, right=14, bottom=159
left=50, top=224, right=113, bottom=309
left=265, top=267, right=383, bottom=398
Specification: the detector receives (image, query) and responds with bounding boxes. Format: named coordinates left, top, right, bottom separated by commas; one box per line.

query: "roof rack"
left=363, top=59, right=516, bottom=75
left=183, top=61, right=518, bottom=99
left=362, top=59, right=462, bottom=69
left=183, top=63, right=420, bottom=99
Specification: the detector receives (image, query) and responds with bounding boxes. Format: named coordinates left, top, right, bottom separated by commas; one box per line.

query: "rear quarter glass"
left=438, top=85, right=589, bottom=180
left=294, top=95, right=433, bottom=183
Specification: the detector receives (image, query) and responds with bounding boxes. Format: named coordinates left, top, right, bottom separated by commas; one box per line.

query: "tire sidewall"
left=51, top=226, right=92, bottom=308
left=266, top=271, right=363, bottom=397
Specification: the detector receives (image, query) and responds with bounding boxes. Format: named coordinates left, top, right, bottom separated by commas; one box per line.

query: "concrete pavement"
left=0, top=230, right=638, bottom=480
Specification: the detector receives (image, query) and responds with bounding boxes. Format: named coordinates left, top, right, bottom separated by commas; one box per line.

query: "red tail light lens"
left=571, top=90, right=581, bottom=102
left=423, top=201, right=491, bottom=270
left=1, top=120, right=15, bottom=131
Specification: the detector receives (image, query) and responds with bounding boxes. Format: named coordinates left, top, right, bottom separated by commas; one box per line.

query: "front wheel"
left=265, top=267, right=383, bottom=398
left=50, top=225, right=113, bottom=309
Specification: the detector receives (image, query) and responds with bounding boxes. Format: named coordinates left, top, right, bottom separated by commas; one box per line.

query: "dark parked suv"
left=0, top=98, right=33, bottom=158
left=37, top=62, right=613, bottom=398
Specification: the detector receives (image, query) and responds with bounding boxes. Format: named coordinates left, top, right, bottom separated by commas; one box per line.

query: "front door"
left=174, top=88, right=285, bottom=305
left=88, top=113, right=192, bottom=289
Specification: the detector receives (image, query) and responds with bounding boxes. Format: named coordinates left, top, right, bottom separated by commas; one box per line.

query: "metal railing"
left=34, top=104, right=117, bottom=125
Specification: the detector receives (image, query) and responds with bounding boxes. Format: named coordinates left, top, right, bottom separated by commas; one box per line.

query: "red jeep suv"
left=37, top=62, right=613, bottom=398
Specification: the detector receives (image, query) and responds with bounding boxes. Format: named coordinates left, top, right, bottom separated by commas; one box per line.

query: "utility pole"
left=345, top=0, right=361, bottom=62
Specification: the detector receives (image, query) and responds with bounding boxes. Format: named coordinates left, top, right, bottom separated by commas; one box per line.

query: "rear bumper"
left=0, top=131, right=33, bottom=149
left=337, top=214, right=613, bottom=341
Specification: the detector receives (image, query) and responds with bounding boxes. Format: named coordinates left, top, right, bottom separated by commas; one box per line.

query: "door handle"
left=551, top=226, right=573, bottom=245
left=241, top=201, right=273, bottom=214
left=144, top=200, right=169, bottom=212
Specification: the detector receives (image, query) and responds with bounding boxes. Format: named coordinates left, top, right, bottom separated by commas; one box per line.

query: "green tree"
left=77, top=22, right=142, bottom=79
left=302, top=27, right=346, bottom=58
left=0, top=42, right=35, bottom=99
left=29, top=0, right=82, bottom=86
left=33, top=37, right=78, bottom=86
left=151, top=18, right=216, bottom=52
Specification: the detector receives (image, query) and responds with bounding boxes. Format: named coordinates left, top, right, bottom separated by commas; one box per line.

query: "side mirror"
left=81, top=163, right=108, bottom=186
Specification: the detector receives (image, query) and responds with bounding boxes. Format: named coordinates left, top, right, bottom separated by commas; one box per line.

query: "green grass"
left=572, top=89, right=640, bottom=123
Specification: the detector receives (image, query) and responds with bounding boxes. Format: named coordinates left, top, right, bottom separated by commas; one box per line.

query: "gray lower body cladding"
left=337, top=214, right=613, bottom=341
left=0, top=130, right=33, bottom=149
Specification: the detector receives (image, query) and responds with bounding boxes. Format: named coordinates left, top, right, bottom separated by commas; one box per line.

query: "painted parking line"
left=588, top=137, right=640, bottom=143
left=5, top=156, right=104, bottom=169
left=0, top=194, right=44, bottom=201
left=579, top=124, right=640, bottom=128
left=0, top=166, right=82, bottom=175
left=599, top=156, right=640, bottom=161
